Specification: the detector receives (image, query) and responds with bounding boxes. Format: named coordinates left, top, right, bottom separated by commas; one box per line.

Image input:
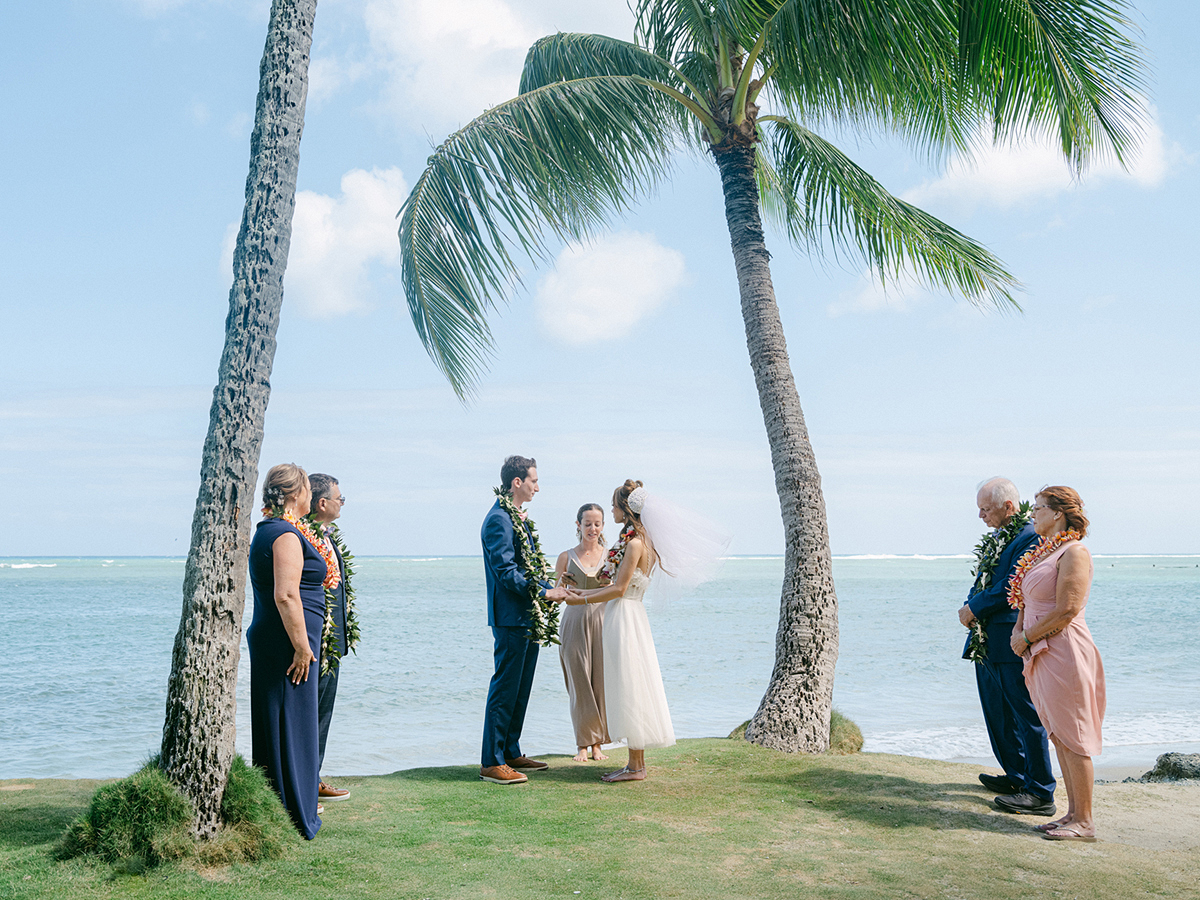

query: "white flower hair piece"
left=627, top=486, right=648, bottom=514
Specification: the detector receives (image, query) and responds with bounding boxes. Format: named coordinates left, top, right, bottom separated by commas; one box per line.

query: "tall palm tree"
left=160, top=0, right=318, bottom=837
left=397, top=0, right=1144, bottom=751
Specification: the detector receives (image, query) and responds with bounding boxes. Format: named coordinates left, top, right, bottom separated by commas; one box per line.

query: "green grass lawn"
left=2, top=739, right=1194, bottom=899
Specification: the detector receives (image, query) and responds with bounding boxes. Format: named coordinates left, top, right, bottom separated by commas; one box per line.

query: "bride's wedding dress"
left=602, top=567, right=675, bottom=750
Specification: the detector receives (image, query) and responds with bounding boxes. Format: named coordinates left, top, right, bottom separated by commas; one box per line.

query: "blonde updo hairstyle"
left=612, top=479, right=647, bottom=544
left=1036, top=485, right=1089, bottom=538
left=262, top=463, right=309, bottom=514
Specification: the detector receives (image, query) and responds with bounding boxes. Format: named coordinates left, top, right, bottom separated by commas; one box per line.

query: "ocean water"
left=2, top=555, right=1197, bottom=780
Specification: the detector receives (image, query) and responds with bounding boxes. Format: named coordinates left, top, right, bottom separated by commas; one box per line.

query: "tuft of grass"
left=55, top=754, right=293, bottom=870
left=54, top=760, right=192, bottom=868
left=204, top=755, right=293, bottom=864
left=828, top=708, right=864, bottom=754
left=727, top=708, right=863, bottom=754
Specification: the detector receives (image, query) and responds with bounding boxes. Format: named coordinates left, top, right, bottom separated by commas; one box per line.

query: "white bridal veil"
left=630, top=488, right=732, bottom=602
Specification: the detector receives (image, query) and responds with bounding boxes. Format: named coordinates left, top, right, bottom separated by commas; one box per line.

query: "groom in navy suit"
left=961, top=477, right=1056, bottom=816
left=480, top=455, right=577, bottom=784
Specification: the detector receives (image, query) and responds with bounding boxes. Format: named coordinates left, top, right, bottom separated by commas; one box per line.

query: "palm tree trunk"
left=712, top=142, right=839, bottom=753
left=159, top=0, right=317, bottom=838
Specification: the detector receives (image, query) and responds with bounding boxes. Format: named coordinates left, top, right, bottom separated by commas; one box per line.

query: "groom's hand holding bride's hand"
left=544, top=585, right=580, bottom=604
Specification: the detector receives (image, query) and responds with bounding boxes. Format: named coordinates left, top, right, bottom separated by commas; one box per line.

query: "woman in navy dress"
left=247, top=463, right=328, bottom=840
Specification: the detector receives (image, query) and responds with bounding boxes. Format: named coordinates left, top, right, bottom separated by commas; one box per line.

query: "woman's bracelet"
left=1022, top=631, right=1032, bottom=647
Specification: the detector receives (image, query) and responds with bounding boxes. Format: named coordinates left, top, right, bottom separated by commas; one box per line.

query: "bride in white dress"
left=565, top=479, right=729, bottom=783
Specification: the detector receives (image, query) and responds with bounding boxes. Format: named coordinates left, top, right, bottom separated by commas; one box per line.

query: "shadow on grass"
left=382, top=759, right=613, bottom=786
left=749, top=766, right=1036, bottom=837
left=0, top=803, right=83, bottom=850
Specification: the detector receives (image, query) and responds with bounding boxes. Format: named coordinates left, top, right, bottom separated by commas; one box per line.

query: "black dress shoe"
left=978, top=773, right=1019, bottom=794
left=994, top=792, right=1057, bottom=816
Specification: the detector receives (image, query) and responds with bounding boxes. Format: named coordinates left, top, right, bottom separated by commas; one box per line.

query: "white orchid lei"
left=317, top=522, right=360, bottom=676
left=965, top=501, right=1032, bottom=662
left=494, top=487, right=560, bottom=646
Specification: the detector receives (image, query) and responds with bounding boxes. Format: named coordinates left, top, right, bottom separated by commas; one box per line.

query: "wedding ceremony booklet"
left=565, top=556, right=605, bottom=590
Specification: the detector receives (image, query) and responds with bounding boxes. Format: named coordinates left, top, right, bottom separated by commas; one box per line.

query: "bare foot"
left=601, top=766, right=646, bottom=783
left=591, top=745, right=609, bottom=761
left=1034, top=816, right=1074, bottom=833
left=1043, top=824, right=1096, bottom=842
left=572, top=748, right=588, bottom=762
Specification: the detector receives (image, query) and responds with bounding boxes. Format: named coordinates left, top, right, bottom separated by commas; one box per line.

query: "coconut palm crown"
left=398, top=0, right=1146, bottom=750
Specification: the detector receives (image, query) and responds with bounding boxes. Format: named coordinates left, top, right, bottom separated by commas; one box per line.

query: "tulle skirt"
left=602, top=597, right=675, bottom=750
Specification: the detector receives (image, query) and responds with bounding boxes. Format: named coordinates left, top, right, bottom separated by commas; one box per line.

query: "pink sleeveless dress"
left=1020, top=542, right=1105, bottom=757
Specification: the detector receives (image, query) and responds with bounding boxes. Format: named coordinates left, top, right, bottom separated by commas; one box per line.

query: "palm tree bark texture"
left=714, top=141, right=838, bottom=750
left=395, top=1, right=1146, bottom=753
left=160, top=0, right=317, bottom=838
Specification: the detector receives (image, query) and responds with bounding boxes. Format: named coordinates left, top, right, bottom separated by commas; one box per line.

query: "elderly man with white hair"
left=960, top=477, right=1056, bottom=816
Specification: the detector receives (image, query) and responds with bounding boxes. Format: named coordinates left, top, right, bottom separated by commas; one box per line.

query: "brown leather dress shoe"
left=480, top=764, right=528, bottom=784
left=505, top=756, right=549, bottom=771
left=319, top=781, right=351, bottom=801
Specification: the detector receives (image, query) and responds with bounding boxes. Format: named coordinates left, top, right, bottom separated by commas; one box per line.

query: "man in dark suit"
left=480, top=455, right=577, bottom=784
left=961, top=477, right=1056, bottom=816
left=309, top=473, right=352, bottom=803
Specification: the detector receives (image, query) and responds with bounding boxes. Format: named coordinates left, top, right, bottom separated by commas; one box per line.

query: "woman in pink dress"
left=1007, top=486, right=1105, bottom=842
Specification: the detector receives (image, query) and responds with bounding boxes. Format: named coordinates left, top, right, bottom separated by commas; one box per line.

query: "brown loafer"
left=505, top=756, right=549, bottom=771
left=319, top=781, right=351, bottom=801
left=480, top=764, right=528, bottom=784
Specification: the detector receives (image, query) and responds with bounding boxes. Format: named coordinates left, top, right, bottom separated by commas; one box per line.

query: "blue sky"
left=2, top=0, right=1197, bottom=557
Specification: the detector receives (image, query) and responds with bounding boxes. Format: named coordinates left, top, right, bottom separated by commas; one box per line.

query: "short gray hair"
left=977, top=477, right=1019, bottom=507
left=309, top=473, right=339, bottom=505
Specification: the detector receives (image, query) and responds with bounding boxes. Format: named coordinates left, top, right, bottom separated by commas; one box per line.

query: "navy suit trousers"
left=317, top=664, right=338, bottom=771
left=481, top=626, right=539, bottom=767
left=975, top=657, right=1056, bottom=799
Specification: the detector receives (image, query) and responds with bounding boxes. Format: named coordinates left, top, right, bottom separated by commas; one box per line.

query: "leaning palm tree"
left=160, top=0, right=318, bottom=837
left=397, top=0, right=1145, bottom=751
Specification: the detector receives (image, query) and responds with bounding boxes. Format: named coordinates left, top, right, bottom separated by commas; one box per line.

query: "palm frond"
left=724, top=0, right=967, bottom=152
left=520, top=32, right=679, bottom=93
left=519, top=32, right=706, bottom=138
left=399, top=76, right=684, bottom=397
left=634, top=0, right=716, bottom=63
left=955, top=0, right=1148, bottom=170
left=759, top=117, right=1021, bottom=308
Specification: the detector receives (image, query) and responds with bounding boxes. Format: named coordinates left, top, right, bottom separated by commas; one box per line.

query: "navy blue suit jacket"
left=481, top=500, right=550, bottom=628
left=963, top=521, right=1039, bottom=663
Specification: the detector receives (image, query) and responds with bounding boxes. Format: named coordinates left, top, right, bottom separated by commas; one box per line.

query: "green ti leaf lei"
left=494, top=487, right=560, bottom=647
left=965, top=501, right=1031, bottom=663
left=305, top=518, right=361, bottom=676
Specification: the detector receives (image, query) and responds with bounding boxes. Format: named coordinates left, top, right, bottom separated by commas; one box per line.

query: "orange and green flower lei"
left=262, top=506, right=341, bottom=590
left=1007, top=529, right=1083, bottom=610
left=598, top=523, right=635, bottom=583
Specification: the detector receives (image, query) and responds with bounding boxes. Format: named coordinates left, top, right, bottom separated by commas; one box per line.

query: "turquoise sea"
left=2, top=556, right=1197, bottom=779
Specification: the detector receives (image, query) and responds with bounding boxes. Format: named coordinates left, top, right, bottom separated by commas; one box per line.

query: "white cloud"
left=535, top=231, right=686, bottom=342
left=220, top=167, right=409, bottom=318
left=312, top=0, right=636, bottom=126
left=361, top=0, right=539, bottom=125
left=904, top=110, right=1174, bottom=212
left=826, top=268, right=934, bottom=318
